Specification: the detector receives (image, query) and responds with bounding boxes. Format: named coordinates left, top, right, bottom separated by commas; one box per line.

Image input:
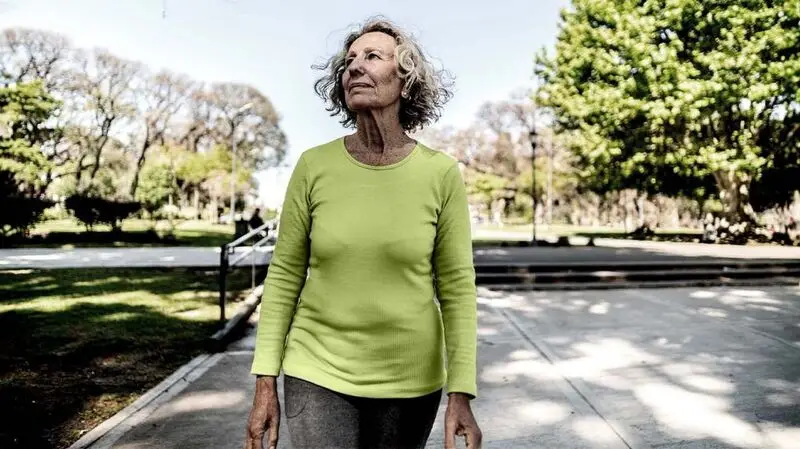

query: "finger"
left=244, top=435, right=261, bottom=449
left=444, top=417, right=457, bottom=449
left=466, top=427, right=483, bottom=449
left=267, top=415, right=280, bottom=449
left=246, top=424, right=264, bottom=449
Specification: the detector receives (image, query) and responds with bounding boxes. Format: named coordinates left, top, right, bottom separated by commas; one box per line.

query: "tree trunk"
left=595, top=196, right=602, bottom=228
left=88, top=135, right=111, bottom=184
left=713, top=169, right=755, bottom=223
left=546, top=152, right=553, bottom=225
left=193, top=188, right=200, bottom=219
left=74, top=153, right=88, bottom=189
left=129, top=126, right=154, bottom=198
left=635, top=192, right=647, bottom=228
left=129, top=149, right=147, bottom=199
left=87, top=117, right=114, bottom=185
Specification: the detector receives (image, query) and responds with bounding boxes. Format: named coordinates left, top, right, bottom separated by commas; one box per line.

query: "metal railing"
left=218, top=219, right=278, bottom=323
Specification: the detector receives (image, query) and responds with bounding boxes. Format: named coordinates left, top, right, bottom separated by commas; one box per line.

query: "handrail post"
left=219, top=243, right=228, bottom=323
left=217, top=218, right=277, bottom=326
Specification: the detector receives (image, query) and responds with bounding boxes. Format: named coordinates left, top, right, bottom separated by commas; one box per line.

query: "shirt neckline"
left=339, top=136, right=420, bottom=171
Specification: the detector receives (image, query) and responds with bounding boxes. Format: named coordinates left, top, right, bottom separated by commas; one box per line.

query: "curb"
left=67, top=353, right=225, bottom=449
left=210, top=284, right=263, bottom=350
left=479, top=276, right=800, bottom=291
left=66, top=283, right=264, bottom=448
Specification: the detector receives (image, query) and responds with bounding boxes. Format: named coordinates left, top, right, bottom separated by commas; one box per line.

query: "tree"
left=0, top=80, right=60, bottom=239
left=0, top=79, right=61, bottom=196
left=69, top=49, right=141, bottom=191
left=0, top=171, right=53, bottom=239
left=535, top=0, right=800, bottom=223
left=206, top=81, right=288, bottom=171
left=417, top=93, right=573, bottom=223
left=136, top=162, right=177, bottom=215
left=0, top=28, right=72, bottom=90
left=0, top=26, right=290, bottom=221
left=128, top=70, right=192, bottom=197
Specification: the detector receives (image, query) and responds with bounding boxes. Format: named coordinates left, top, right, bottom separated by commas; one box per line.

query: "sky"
left=0, top=0, right=569, bottom=208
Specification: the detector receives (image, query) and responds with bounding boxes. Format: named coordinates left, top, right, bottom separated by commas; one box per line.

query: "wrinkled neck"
left=353, top=105, right=409, bottom=153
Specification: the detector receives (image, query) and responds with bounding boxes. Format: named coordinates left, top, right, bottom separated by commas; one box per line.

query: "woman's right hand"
left=244, top=375, right=281, bottom=449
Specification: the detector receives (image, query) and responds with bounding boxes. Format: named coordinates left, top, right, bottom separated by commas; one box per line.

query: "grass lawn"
left=14, top=219, right=236, bottom=248
left=473, top=222, right=702, bottom=236
left=0, top=267, right=253, bottom=449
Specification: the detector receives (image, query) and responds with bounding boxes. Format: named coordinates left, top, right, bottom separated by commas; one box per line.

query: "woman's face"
left=342, top=31, right=404, bottom=113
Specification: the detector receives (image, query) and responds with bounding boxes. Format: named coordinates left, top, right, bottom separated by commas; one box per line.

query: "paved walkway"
left=0, top=246, right=273, bottom=269
left=79, top=285, right=800, bottom=449
left=2, top=237, right=799, bottom=270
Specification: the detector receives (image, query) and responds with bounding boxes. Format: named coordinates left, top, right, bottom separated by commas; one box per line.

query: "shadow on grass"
left=0, top=267, right=254, bottom=449
left=0, top=267, right=229, bottom=304
left=575, top=230, right=704, bottom=244
left=2, top=228, right=235, bottom=249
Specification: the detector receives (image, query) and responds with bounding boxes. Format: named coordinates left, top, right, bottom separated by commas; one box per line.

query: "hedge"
left=64, top=195, right=142, bottom=231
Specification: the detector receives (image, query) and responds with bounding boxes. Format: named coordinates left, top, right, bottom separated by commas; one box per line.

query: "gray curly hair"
left=312, top=17, right=454, bottom=132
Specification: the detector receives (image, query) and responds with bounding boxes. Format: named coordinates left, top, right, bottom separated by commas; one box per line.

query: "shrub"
left=0, top=170, right=53, bottom=240
left=0, top=196, right=53, bottom=238
left=64, top=195, right=141, bottom=232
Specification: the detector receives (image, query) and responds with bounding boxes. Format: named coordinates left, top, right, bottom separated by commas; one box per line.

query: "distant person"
left=244, top=17, right=482, bottom=449
left=249, top=208, right=265, bottom=230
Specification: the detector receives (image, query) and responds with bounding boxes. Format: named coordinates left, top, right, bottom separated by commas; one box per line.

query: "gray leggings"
left=283, top=375, right=442, bottom=449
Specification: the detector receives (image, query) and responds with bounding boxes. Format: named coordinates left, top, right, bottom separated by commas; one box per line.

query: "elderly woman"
left=244, top=17, right=482, bottom=449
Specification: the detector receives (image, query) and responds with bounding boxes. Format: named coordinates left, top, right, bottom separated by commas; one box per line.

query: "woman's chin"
left=346, top=101, right=374, bottom=112
left=346, top=99, right=395, bottom=113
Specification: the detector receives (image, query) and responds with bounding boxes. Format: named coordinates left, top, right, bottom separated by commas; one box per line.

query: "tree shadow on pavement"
left=18, top=284, right=799, bottom=449
left=472, top=285, right=800, bottom=448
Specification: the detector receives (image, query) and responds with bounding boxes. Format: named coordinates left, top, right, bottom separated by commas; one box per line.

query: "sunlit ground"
left=455, top=285, right=800, bottom=448
left=98, top=285, right=800, bottom=449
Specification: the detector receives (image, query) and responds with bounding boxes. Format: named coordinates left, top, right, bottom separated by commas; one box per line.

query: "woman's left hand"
left=444, top=393, right=482, bottom=449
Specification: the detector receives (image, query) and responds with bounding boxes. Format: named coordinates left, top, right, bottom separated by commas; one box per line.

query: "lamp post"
left=230, top=102, right=253, bottom=224
left=529, top=127, right=538, bottom=246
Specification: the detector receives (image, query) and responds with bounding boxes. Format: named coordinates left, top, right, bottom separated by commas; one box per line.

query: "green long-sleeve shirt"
left=250, top=136, right=477, bottom=399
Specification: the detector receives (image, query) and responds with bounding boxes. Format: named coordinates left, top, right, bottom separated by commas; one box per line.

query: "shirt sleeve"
left=433, top=162, right=478, bottom=399
left=251, top=155, right=311, bottom=376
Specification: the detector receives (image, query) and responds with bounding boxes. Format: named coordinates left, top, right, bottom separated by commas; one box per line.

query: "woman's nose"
left=347, top=55, right=364, bottom=75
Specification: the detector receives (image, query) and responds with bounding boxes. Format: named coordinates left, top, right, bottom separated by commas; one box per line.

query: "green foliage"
left=536, top=0, right=800, bottom=221
left=0, top=171, right=53, bottom=238
left=2, top=30, right=288, bottom=215
left=0, top=196, right=54, bottom=237
left=174, top=144, right=252, bottom=199
left=0, top=81, right=61, bottom=239
left=261, top=208, right=279, bottom=221
left=136, top=163, right=177, bottom=214
left=0, top=80, right=61, bottom=195
left=64, top=195, right=142, bottom=232
left=466, top=172, right=512, bottom=205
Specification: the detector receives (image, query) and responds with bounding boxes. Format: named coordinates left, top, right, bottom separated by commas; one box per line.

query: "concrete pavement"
left=0, top=246, right=272, bottom=269
left=78, top=285, right=800, bottom=449
left=2, top=237, right=799, bottom=270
